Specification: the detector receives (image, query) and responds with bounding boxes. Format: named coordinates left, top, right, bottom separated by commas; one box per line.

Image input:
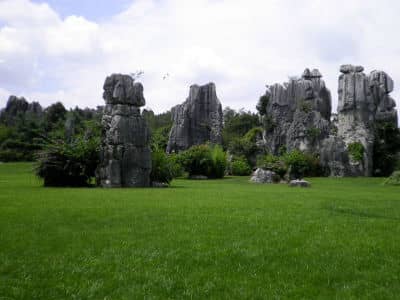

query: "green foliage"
left=306, top=127, right=321, bottom=143
left=150, top=125, right=172, bottom=152
left=262, top=116, right=275, bottom=133
left=35, top=131, right=100, bottom=187
left=228, top=137, right=258, bottom=165
left=299, top=100, right=312, bottom=113
left=383, top=171, right=400, bottom=186
left=0, top=125, right=12, bottom=144
left=284, top=150, right=322, bottom=179
left=258, top=150, right=322, bottom=179
left=44, top=102, right=67, bottom=130
left=222, top=107, right=260, bottom=149
left=150, top=150, right=180, bottom=184
left=348, top=142, right=364, bottom=162
left=143, top=110, right=172, bottom=131
left=180, top=144, right=226, bottom=178
left=256, top=94, right=270, bottom=115
left=244, top=127, right=263, bottom=142
left=210, top=145, right=227, bottom=178
left=230, top=156, right=252, bottom=176
left=258, top=154, right=287, bottom=178
left=373, top=122, right=400, bottom=176
left=180, top=144, right=213, bottom=177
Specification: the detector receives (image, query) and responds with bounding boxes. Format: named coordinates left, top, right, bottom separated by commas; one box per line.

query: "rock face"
left=96, top=74, right=151, bottom=187
left=260, top=65, right=398, bottom=177
left=336, top=65, right=398, bottom=176
left=167, top=83, right=223, bottom=153
left=250, top=168, right=276, bottom=183
left=0, top=95, right=43, bottom=125
left=260, top=68, right=332, bottom=154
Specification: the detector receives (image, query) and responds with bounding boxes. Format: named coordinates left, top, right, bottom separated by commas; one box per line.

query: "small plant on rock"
left=348, top=142, right=364, bottom=162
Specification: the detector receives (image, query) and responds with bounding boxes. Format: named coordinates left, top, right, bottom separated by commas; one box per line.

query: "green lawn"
left=0, top=163, right=399, bottom=299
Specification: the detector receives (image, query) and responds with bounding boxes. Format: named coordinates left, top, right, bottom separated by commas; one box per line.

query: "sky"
left=0, top=0, right=400, bottom=114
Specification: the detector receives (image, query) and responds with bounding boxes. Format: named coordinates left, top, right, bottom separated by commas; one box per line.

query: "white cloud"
left=0, top=0, right=399, bottom=117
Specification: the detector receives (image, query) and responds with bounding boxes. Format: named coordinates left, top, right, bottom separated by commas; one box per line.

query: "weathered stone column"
left=96, top=74, right=151, bottom=187
left=167, top=83, right=223, bottom=153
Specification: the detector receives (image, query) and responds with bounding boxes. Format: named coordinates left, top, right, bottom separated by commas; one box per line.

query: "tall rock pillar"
left=96, top=74, right=151, bottom=187
left=167, top=83, right=223, bottom=153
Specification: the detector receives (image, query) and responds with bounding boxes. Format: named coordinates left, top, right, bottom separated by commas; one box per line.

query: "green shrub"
left=35, top=134, right=100, bottom=187
left=348, top=142, right=364, bottom=162
left=228, top=136, right=258, bottom=166
left=180, top=144, right=227, bottom=178
left=383, top=171, right=400, bottom=186
left=180, top=145, right=212, bottom=177
left=231, top=156, right=252, bottom=176
left=210, top=145, right=227, bottom=178
left=0, top=150, right=25, bottom=162
left=150, top=150, right=181, bottom=185
left=373, top=122, right=400, bottom=176
left=244, top=127, right=263, bottom=142
left=258, top=154, right=287, bottom=178
left=283, top=150, right=323, bottom=179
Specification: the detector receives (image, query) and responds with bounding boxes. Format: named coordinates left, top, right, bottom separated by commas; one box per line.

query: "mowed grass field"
left=0, top=163, right=400, bottom=299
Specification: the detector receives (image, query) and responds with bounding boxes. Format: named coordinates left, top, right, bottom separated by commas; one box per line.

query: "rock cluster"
left=0, top=95, right=43, bottom=125
left=260, top=65, right=398, bottom=177
left=96, top=74, right=151, bottom=187
left=260, top=68, right=332, bottom=154
left=250, top=168, right=277, bottom=183
left=259, top=65, right=397, bottom=176
left=167, top=83, right=223, bottom=153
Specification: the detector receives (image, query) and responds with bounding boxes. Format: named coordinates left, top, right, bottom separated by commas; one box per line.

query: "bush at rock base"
left=150, top=150, right=182, bottom=185
left=35, top=134, right=100, bottom=187
left=230, top=156, right=252, bottom=176
left=179, top=144, right=227, bottom=179
left=257, top=150, right=323, bottom=179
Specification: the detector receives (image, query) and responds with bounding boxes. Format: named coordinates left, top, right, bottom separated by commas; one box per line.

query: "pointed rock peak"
left=302, top=68, right=312, bottom=79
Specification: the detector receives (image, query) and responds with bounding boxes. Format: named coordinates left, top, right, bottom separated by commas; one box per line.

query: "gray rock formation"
left=260, top=65, right=398, bottom=177
left=0, top=95, right=43, bottom=125
left=96, top=74, right=151, bottom=187
left=250, top=168, right=276, bottom=183
left=167, top=83, right=223, bottom=153
left=336, top=65, right=398, bottom=176
left=260, top=68, right=332, bottom=154
left=289, top=179, right=310, bottom=187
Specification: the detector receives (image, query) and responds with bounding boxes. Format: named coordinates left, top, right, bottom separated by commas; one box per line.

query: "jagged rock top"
left=369, top=70, right=394, bottom=94
left=340, top=64, right=364, bottom=74
left=103, top=74, right=145, bottom=106
left=166, top=82, right=223, bottom=153
left=302, top=68, right=322, bottom=79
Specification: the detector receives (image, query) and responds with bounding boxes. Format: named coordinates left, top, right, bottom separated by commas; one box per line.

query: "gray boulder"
left=289, top=179, right=310, bottom=187
left=96, top=74, right=151, bottom=187
left=167, top=83, right=223, bottom=153
left=250, top=168, right=276, bottom=183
